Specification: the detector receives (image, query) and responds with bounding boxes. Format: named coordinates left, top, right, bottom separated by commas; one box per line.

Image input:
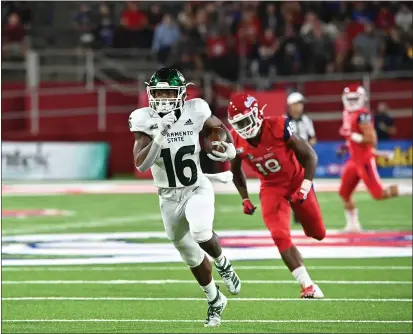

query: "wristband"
left=153, top=132, right=166, bottom=146
left=301, top=179, right=312, bottom=193
left=350, top=133, right=364, bottom=143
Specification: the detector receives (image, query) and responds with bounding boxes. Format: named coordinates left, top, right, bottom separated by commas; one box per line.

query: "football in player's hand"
left=204, top=127, right=227, bottom=154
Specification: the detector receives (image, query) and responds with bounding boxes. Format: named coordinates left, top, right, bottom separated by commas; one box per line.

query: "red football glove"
left=243, top=198, right=256, bottom=215
left=290, top=179, right=312, bottom=204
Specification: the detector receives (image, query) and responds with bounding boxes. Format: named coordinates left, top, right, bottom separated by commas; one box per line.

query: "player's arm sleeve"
left=357, top=112, right=372, bottom=125
left=357, top=112, right=377, bottom=146
left=130, top=110, right=162, bottom=172
left=282, top=117, right=295, bottom=141
left=129, top=110, right=152, bottom=135
left=197, top=99, right=213, bottom=125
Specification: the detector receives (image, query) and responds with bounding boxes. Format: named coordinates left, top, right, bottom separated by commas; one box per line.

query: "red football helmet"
left=227, top=93, right=266, bottom=139
left=342, top=84, right=367, bottom=112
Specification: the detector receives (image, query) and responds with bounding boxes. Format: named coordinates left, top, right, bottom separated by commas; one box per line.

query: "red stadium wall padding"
left=2, top=81, right=411, bottom=177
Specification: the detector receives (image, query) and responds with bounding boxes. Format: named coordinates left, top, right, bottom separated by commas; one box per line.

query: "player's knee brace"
left=172, top=233, right=205, bottom=268
left=191, top=229, right=213, bottom=244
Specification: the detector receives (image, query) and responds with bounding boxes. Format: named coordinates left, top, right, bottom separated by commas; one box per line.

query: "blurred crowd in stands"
left=2, top=1, right=31, bottom=59
left=2, top=1, right=413, bottom=80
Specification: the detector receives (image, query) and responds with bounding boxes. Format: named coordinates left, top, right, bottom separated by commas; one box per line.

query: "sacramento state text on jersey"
left=129, top=98, right=211, bottom=188
left=166, top=130, right=195, bottom=143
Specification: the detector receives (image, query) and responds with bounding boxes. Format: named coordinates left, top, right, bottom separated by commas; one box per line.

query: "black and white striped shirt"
left=288, top=114, right=316, bottom=141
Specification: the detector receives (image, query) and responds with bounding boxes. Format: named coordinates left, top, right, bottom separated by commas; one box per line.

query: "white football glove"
left=207, top=142, right=236, bottom=162
left=157, top=112, right=177, bottom=136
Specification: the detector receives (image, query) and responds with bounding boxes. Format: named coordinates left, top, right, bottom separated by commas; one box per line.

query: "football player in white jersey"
left=129, top=68, right=241, bottom=327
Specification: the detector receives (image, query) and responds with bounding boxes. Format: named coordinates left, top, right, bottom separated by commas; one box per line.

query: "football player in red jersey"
left=227, top=93, right=326, bottom=299
left=339, top=84, right=412, bottom=233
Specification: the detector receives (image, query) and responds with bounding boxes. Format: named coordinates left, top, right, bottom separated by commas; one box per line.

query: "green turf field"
left=2, top=191, right=412, bottom=333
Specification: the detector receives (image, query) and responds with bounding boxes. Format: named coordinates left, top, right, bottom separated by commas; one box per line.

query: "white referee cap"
left=287, top=92, right=305, bottom=105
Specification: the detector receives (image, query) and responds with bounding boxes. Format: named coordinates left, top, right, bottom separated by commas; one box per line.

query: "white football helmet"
left=342, top=84, right=367, bottom=112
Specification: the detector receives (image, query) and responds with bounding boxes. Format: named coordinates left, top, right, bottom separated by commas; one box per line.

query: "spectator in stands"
left=302, top=17, right=334, bottom=73
left=194, top=8, right=209, bottom=42
left=206, top=28, right=238, bottom=81
left=375, top=5, right=395, bottom=32
left=350, top=47, right=367, bottom=72
left=395, top=4, right=413, bottom=35
left=334, top=24, right=350, bottom=72
left=333, top=2, right=352, bottom=23
left=353, top=22, right=384, bottom=73
left=73, top=3, right=96, bottom=49
left=324, top=17, right=340, bottom=40
left=2, top=12, right=27, bottom=59
left=96, top=4, right=114, bottom=48
left=252, top=28, right=279, bottom=77
left=152, top=14, right=180, bottom=64
left=13, top=1, right=31, bottom=29
left=277, top=23, right=302, bottom=75
left=351, top=2, right=375, bottom=23
left=346, top=13, right=365, bottom=44
left=223, top=1, right=242, bottom=32
left=121, top=2, right=147, bottom=30
left=173, top=17, right=204, bottom=72
left=236, top=7, right=261, bottom=59
left=384, top=27, right=405, bottom=71
left=177, top=3, right=194, bottom=27
left=374, top=102, right=396, bottom=140
left=118, top=2, right=150, bottom=48
left=300, top=11, right=324, bottom=36
left=147, top=4, right=163, bottom=29
left=280, top=1, right=302, bottom=25
left=262, top=3, right=278, bottom=32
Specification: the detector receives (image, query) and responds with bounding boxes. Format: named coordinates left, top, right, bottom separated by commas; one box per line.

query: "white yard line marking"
left=3, top=297, right=412, bottom=302
left=2, top=319, right=411, bottom=324
left=3, top=280, right=412, bottom=285
left=3, top=265, right=411, bottom=272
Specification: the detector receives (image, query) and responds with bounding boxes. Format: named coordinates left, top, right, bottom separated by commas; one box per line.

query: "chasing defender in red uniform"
left=339, top=84, right=412, bottom=232
left=227, top=93, right=326, bottom=298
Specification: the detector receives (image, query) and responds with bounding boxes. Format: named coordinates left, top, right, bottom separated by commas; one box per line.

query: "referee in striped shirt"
left=287, top=92, right=317, bottom=145
left=286, top=92, right=317, bottom=224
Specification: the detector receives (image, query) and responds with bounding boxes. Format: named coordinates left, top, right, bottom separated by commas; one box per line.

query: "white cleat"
left=204, top=289, right=228, bottom=327
left=343, top=223, right=363, bottom=233
left=301, top=284, right=324, bottom=299
left=214, top=257, right=241, bottom=295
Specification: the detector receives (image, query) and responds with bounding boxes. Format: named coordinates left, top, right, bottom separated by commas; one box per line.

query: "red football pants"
left=260, top=187, right=326, bottom=253
left=339, top=158, right=384, bottom=201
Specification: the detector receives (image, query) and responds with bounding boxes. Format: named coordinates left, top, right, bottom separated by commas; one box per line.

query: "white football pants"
left=158, top=173, right=215, bottom=267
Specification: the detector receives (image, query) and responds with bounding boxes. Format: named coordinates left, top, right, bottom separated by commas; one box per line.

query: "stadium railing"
left=2, top=49, right=412, bottom=135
